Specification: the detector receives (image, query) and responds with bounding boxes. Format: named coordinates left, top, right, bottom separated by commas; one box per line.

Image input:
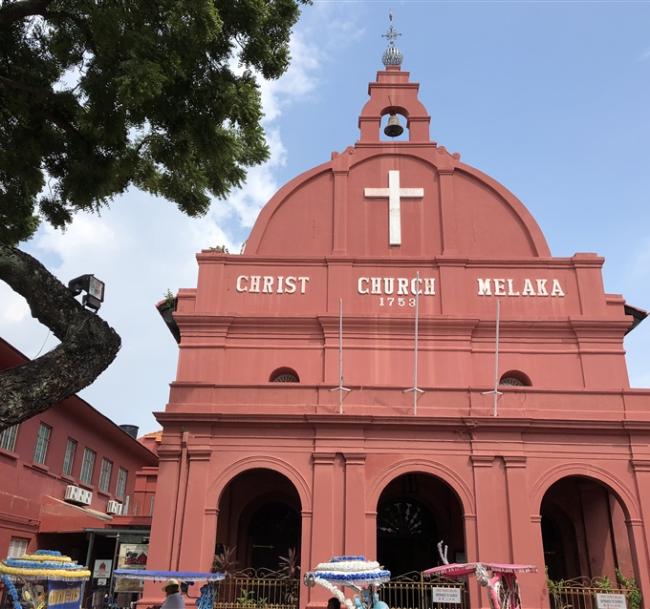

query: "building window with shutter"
left=80, top=448, right=96, bottom=485
left=0, top=424, right=19, bottom=452
left=62, top=439, right=77, bottom=476
left=116, top=467, right=128, bottom=500
left=99, top=458, right=113, bottom=493
left=33, top=423, right=52, bottom=464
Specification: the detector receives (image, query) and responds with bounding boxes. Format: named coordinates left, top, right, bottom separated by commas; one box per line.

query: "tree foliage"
left=0, top=0, right=309, bottom=244
left=0, top=0, right=308, bottom=430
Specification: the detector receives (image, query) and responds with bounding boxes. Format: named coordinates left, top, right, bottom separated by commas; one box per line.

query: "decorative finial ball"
left=382, top=46, right=403, bottom=67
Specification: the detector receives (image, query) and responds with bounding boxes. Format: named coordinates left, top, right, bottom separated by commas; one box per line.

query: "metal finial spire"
left=382, top=12, right=403, bottom=67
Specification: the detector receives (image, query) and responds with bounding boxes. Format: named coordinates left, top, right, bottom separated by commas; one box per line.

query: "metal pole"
left=83, top=531, right=95, bottom=609
left=329, top=298, right=350, bottom=411
left=413, top=272, right=420, bottom=416
left=404, top=272, right=424, bottom=413
left=108, top=533, right=120, bottom=608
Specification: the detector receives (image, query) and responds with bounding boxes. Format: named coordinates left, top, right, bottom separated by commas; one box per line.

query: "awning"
left=38, top=496, right=112, bottom=534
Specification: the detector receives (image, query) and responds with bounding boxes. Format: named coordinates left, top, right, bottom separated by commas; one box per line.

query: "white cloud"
left=0, top=283, right=29, bottom=324
left=639, top=47, right=650, bottom=61
left=213, top=129, right=288, bottom=229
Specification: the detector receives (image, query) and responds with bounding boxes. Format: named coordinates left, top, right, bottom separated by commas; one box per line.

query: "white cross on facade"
left=364, top=170, right=424, bottom=246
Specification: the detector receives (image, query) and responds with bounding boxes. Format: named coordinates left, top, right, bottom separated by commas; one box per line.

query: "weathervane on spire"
left=382, top=12, right=403, bottom=67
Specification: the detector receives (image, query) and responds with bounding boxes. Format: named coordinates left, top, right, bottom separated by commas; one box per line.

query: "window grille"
left=0, top=424, right=19, bottom=452
left=270, top=367, right=300, bottom=382
left=80, top=448, right=96, bottom=485
left=62, top=439, right=77, bottom=476
left=499, top=370, right=531, bottom=386
left=33, top=423, right=52, bottom=464
left=99, top=458, right=113, bottom=493
left=500, top=377, right=525, bottom=386
left=272, top=373, right=299, bottom=382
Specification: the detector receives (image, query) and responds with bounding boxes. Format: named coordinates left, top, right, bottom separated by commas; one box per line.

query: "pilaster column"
left=300, top=510, right=313, bottom=609
left=343, top=453, right=366, bottom=554
left=471, top=455, right=507, bottom=561
left=529, top=515, right=550, bottom=609
left=503, top=456, right=530, bottom=563
left=146, top=447, right=182, bottom=569
left=471, top=455, right=503, bottom=609
left=138, top=446, right=181, bottom=608
left=628, top=460, right=650, bottom=603
left=306, top=453, right=337, bottom=609
left=310, top=453, right=336, bottom=562
left=463, top=513, right=480, bottom=609
left=504, top=456, right=547, bottom=609
left=177, top=447, right=213, bottom=569
left=625, top=519, right=650, bottom=608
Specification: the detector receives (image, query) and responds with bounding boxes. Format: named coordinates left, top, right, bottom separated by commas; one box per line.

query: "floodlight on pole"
left=68, top=274, right=105, bottom=312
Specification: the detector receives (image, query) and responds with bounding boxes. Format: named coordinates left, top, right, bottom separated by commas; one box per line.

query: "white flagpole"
left=482, top=299, right=502, bottom=416
left=404, top=272, right=424, bottom=415
left=330, top=297, right=350, bottom=413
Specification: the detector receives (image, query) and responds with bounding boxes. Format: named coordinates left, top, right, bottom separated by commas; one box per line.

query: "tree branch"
left=0, top=0, right=53, bottom=27
left=0, top=244, right=121, bottom=430
left=0, top=75, right=83, bottom=139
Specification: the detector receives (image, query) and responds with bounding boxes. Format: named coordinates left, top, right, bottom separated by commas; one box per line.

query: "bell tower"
left=358, top=16, right=431, bottom=144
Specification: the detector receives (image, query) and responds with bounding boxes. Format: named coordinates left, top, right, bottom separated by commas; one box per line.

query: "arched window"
left=270, top=368, right=300, bottom=383
left=499, top=370, right=531, bottom=387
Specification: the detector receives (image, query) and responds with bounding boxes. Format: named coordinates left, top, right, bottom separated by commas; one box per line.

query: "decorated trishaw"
left=303, top=556, right=390, bottom=609
left=422, top=543, right=536, bottom=609
left=111, top=569, right=224, bottom=609
left=0, top=550, right=91, bottom=609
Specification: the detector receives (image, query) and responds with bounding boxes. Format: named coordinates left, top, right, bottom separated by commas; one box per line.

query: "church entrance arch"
left=377, top=472, right=465, bottom=575
left=215, top=469, right=301, bottom=609
left=541, top=476, right=636, bottom=608
left=376, top=473, right=467, bottom=609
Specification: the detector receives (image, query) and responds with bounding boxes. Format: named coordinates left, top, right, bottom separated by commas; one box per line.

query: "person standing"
left=160, top=580, right=185, bottom=609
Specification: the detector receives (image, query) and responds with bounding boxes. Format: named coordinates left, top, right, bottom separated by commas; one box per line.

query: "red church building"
left=146, top=35, right=650, bottom=609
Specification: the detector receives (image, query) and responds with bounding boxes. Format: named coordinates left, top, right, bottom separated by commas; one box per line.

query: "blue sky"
left=2, top=1, right=649, bottom=434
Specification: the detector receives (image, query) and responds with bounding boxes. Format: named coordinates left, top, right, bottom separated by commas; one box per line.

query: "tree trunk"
left=0, top=244, right=121, bottom=431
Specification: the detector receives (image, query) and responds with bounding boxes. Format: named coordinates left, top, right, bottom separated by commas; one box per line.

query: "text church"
left=145, top=27, right=650, bottom=609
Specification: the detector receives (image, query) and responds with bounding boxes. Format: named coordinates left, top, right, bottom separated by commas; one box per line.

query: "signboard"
left=430, top=587, right=462, bottom=604
left=93, top=559, right=112, bottom=579
left=114, top=543, right=148, bottom=592
left=596, top=594, right=627, bottom=609
left=48, top=581, right=83, bottom=609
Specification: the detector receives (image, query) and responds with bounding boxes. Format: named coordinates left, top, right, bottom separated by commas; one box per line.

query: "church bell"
left=384, top=113, right=404, bottom=138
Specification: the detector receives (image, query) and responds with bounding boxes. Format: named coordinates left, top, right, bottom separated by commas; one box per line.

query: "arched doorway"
left=541, top=476, right=636, bottom=608
left=377, top=473, right=467, bottom=609
left=247, top=500, right=300, bottom=570
left=377, top=472, right=465, bottom=575
left=216, top=469, right=301, bottom=609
